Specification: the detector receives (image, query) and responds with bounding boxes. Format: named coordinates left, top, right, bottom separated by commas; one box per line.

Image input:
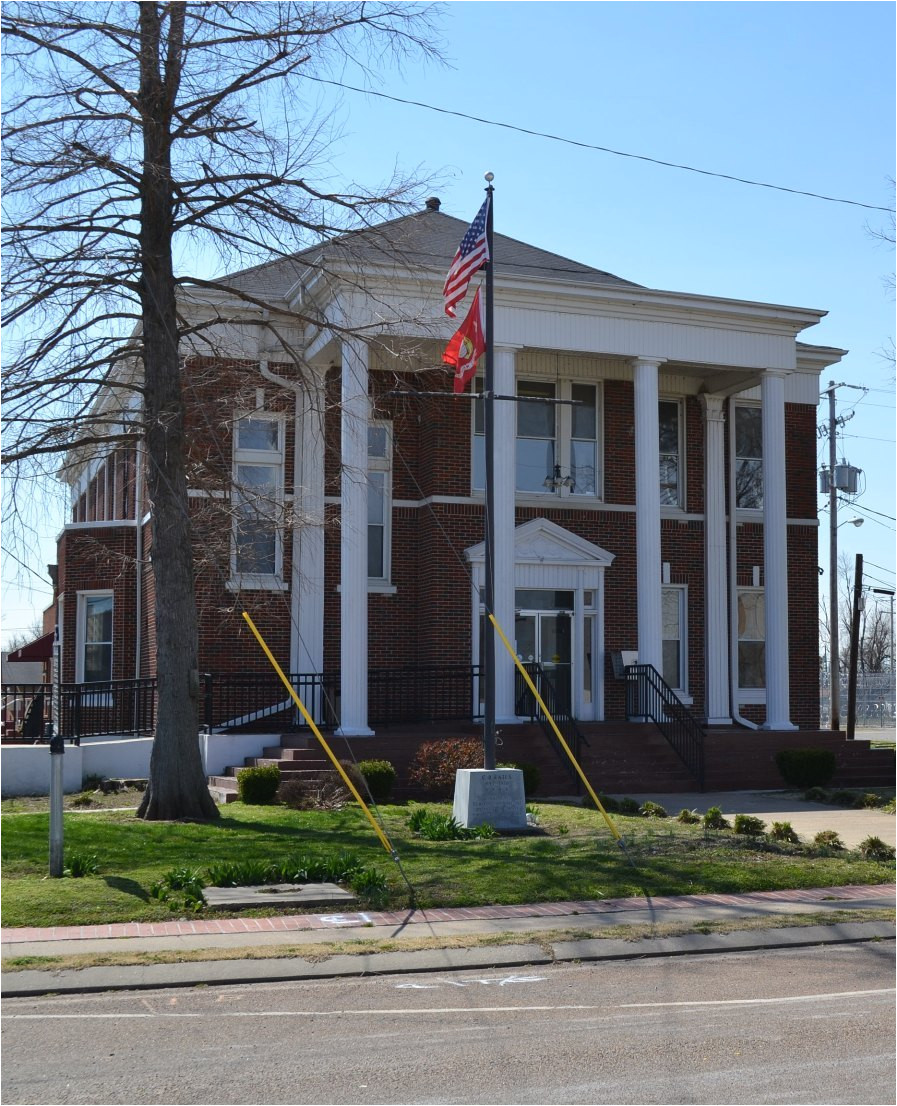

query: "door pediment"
left=465, top=517, right=614, bottom=568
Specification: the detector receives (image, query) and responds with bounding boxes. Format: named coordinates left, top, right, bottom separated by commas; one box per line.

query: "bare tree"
left=821, top=554, right=893, bottom=676
left=1, top=1, right=442, bottom=820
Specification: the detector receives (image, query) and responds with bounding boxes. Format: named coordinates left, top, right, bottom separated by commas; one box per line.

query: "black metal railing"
left=3, top=666, right=484, bottom=742
left=625, top=663, right=705, bottom=789
left=515, top=662, right=585, bottom=787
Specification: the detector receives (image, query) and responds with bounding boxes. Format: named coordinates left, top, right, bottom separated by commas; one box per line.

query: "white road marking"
left=6, top=988, right=893, bottom=1021
left=396, top=973, right=545, bottom=990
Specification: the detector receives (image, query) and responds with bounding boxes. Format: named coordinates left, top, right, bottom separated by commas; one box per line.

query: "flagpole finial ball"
left=484, top=171, right=494, bottom=182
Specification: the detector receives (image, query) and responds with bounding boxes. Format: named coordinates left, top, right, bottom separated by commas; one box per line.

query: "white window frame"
left=734, top=403, right=763, bottom=511
left=659, top=397, right=684, bottom=509
left=229, top=412, right=286, bottom=590
left=75, top=590, right=113, bottom=692
left=737, top=586, right=766, bottom=701
left=367, top=420, right=393, bottom=587
left=472, top=377, right=603, bottom=500
left=661, top=584, right=690, bottom=700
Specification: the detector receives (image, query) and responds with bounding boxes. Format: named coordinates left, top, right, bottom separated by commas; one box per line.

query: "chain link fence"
left=820, top=672, right=896, bottom=728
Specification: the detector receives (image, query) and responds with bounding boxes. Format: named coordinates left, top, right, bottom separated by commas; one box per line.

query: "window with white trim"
left=473, top=379, right=601, bottom=497
left=77, top=592, right=113, bottom=683
left=737, top=588, right=765, bottom=688
left=659, top=400, right=682, bottom=507
left=367, top=422, right=392, bottom=582
left=735, top=405, right=763, bottom=509
left=661, top=585, right=686, bottom=692
left=232, top=414, right=284, bottom=584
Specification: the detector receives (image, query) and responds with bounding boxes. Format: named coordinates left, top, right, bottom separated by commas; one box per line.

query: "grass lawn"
left=2, top=800, right=894, bottom=930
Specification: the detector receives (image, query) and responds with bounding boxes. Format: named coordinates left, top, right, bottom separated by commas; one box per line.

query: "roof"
left=215, top=201, right=643, bottom=300
left=8, top=631, right=54, bottom=662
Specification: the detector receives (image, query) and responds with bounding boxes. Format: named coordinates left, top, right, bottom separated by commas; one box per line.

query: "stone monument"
left=452, top=767, right=527, bottom=830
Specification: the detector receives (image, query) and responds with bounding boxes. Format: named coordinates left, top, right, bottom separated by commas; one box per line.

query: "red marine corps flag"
left=443, top=287, right=485, bottom=394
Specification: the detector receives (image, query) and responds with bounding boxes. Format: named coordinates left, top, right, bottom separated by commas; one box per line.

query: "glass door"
left=514, top=610, right=573, bottom=715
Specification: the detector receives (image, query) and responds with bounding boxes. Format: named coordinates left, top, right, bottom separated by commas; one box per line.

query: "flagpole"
left=483, top=172, right=496, bottom=770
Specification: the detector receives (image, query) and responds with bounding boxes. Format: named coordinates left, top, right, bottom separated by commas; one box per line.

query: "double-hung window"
left=473, top=378, right=600, bottom=497
left=232, top=414, right=284, bottom=585
left=77, top=592, right=113, bottom=684
left=659, top=400, right=682, bottom=506
left=367, top=422, right=392, bottom=583
left=735, top=406, right=763, bottom=509
left=661, top=585, right=686, bottom=693
left=737, top=588, right=765, bottom=689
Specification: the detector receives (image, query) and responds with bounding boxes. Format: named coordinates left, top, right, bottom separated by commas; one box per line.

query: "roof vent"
left=424, top=197, right=441, bottom=211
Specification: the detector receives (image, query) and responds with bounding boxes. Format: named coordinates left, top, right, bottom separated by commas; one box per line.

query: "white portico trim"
left=633, top=357, right=665, bottom=671
left=700, top=394, right=732, bottom=725
left=466, top=518, right=615, bottom=722
left=336, top=337, right=374, bottom=736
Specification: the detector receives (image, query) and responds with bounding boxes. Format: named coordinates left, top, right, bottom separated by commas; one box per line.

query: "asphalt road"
left=2, top=944, right=894, bottom=1105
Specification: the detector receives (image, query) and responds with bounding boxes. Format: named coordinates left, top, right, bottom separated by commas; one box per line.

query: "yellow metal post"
left=489, top=613, right=622, bottom=841
left=240, top=611, right=396, bottom=857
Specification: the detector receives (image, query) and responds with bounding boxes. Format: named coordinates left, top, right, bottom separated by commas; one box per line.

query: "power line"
left=866, top=561, right=896, bottom=577
left=307, top=76, right=895, bottom=214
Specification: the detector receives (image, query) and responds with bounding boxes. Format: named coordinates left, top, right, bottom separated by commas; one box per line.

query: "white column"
left=336, top=338, right=373, bottom=736
left=294, top=371, right=325, bottom=678
left=493, top=345, right=519, bottom=722
left=633, top=357, right=664, bottom=671
left=761, top=370, right=795, bottom=729
left=700, top=394, right=731, bottom=724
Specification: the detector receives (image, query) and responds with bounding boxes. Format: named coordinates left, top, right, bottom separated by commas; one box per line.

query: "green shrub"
left=774, top=748, right=836, bottom=789
left=497, top=761, right=541, bottom=797
left=813, top=829, right=845, bottom=850
left=733, top=814, right=766, bottom=837
left=676, top=808, right=701, bottom=824
left=831, top=789, right=858, bottom=806
left=769, top=821, right=800, bottom=843
left=69, top=791, right=97, bottom=808
left=406, top=807, right=494, bottom=840
left=596, top=793, right=620, bottom=814
left=237, top=764, right=281, bottom=804
left=409, top=738, right=483, bottom=797
left=349, top=867, right=389, bottom=906
left=857, top=836, right=895, bottom=861
left=151, top=867, right=205, bottom=911
left=855, top=792, right=884, bottom=809
left=63, top=852, right=99, bottom=877
left=803, top=786, right=831, bottom=803
left=357, top=759, right=397, bottom=803
left=703, top=807, right=730, bottom=830
left=618, top=797, right=640, bottom=815
left=338, top=759, right=367, bottom=796
left=639, top=801, right=668, bottom=819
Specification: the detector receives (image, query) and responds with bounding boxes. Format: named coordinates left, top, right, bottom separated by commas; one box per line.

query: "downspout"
left=727, top=396, right=758, bottom=729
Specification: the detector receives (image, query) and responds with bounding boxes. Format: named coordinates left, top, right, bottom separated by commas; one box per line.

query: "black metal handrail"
left=515, top=662, right=585, bottom=788
left=625, top=663, right=705, bottom=789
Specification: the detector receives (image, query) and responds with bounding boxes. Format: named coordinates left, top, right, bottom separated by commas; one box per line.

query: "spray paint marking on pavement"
left=395, top=974, right=546, bottom=990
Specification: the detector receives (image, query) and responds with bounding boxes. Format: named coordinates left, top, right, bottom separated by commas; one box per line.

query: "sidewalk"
left=3, top=884, right=894, bottom=998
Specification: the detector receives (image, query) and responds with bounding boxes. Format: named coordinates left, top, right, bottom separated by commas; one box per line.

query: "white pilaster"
left=760, top=370, right=795, bottom=729
left=633, top=357, right=664, bottom=671
left=700, top=394, right=731, bottom=724
left=294, top=372, right=325, bottom=678
left=336, top=338, right=373, bottom=736
left=493, top=345, right=519, bottom=722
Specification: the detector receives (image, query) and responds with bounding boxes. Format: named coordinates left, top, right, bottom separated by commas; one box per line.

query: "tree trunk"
left=136, top=4, right=218, bottom=821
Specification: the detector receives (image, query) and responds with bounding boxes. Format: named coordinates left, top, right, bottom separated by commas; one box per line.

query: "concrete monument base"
left=452, top=768, right=527, bottom=830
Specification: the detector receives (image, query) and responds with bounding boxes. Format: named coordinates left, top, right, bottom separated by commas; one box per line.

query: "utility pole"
left=827, top=383, right=840, bottom=729
left=846, top=553, right=863, bottom=741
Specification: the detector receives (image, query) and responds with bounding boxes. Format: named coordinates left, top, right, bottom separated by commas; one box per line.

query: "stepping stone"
left=202, top=882, right=357, bottom=910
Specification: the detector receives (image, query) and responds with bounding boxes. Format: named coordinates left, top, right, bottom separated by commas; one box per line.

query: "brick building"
left=52, top=199, right=843, bottom=742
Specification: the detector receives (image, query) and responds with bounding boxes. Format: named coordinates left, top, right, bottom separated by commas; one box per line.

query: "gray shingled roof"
left=215, top=202, right=642, bottom=299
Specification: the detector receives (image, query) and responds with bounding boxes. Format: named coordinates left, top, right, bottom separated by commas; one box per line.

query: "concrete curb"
left=3, top=921, right=892, bottom=999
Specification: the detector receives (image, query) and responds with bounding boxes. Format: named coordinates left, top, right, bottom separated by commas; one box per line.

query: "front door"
left=514, top=610, right=573, bottom=714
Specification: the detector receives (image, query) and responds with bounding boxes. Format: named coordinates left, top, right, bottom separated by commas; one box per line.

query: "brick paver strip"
left=2, top=884, right=892, bottom=945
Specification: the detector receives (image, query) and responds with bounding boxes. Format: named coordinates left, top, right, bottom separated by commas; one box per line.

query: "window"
left=737, top=589, right=765, bottom=688
left=232, top=414, right=284, bottom=583
left=735, top=406, right=763, bottom=509
left=473, top=378, right=601, bottom=497
left=367, top=422, right=392, bottom=582
left=661, top=586, right=685, bottom=691
left=77, top=592, right=113, bottom=683
left=659, top=400, right=682, bottom=506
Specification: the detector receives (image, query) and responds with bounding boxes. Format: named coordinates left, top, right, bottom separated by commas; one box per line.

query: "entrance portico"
left=466, top=518, right=614, bottom=722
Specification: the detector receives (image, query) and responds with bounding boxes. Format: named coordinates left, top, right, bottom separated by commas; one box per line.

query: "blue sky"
left=2, top=0, right=894, bottom=642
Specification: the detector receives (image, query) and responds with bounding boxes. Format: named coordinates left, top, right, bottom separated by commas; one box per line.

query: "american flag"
left=442, top=197, right=490, bottom=317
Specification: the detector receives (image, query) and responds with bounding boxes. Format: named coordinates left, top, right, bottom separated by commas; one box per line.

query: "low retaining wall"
left=1, top=732, right=274, bottom=796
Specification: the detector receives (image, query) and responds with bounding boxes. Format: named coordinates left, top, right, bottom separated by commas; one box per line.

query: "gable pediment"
left=465, top=517, right=614, bottom=568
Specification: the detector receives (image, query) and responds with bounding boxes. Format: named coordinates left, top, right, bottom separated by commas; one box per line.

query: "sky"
left=2, top=0, right=895, bottom=646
